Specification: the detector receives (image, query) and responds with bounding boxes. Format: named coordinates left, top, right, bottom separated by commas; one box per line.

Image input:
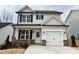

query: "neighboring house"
left=0, top=19, right=2, bottom=22
left=12, top=5, right=67, bottom=46
left=0, top=23, right=13, bottom=45
left=65, top=10, right=79, bottom=45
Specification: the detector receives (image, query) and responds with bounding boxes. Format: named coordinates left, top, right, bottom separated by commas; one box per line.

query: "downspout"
left=66, top=25, right=69, bottom=46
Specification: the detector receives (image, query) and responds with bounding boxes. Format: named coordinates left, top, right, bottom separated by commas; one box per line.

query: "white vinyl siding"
left=18, top=13, right=61, bottom=24
left=0, top=25, right=13, bottom=45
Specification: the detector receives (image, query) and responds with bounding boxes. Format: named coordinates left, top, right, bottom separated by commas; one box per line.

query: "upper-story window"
left=36, top=14, right=43, bottom=20
left=27, top=15, right=32, bottom=22
left=21, top=15, right=26, bottom=22
left=20, top=14, right=33, bottom=22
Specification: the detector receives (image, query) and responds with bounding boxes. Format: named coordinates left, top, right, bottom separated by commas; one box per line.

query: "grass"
left=0, top=48, right=26, bottom=54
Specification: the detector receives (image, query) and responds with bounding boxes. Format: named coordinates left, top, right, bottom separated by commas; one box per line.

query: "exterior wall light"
left=43, top=31, right=45, bottom=33
left=64, top=32, right=65, bottom=34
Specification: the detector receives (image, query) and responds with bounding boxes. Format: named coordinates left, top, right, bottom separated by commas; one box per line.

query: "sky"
left=0, top=5, right=79, bottom=23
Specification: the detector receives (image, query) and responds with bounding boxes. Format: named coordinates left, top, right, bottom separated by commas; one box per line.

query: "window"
left=36, top=15, right=43, bottom=20
left=21, top=15, right=26, bottom=22
left=18, top=30, right=29, bottom=39
left=36, top=32, right=40, bottom=37
left=27, top=15, right=32, bottom=22
left=26, top=30, right=29, bottom=39
left=20, top=14, right=33, bottom=22
left=20, top=30, right=25, bottom=39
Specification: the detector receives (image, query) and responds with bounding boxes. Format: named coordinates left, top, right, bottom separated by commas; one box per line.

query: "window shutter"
left=20, top=14, right=22, bottom=22
left=31, top=15, right=33, bottom=22
left=42, top=15, right=43, bottom=19
left=18, top=30, right=21, bottom=39
left=36, top=15, right=38, bottom=19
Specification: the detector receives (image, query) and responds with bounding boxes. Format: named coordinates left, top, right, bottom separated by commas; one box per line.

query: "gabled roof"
left=42, top=15, right=66, bottom=25
left=18, top=5, right=35, bottom=12
left=11, top=24, right=67, bottom=26
left=65, top=10, right=72, bottom=23
left=34, top=10, right=63, bottom=14
left=16, top=5, right=63, bottom=14
left=0, top=23, right=12, bottom=29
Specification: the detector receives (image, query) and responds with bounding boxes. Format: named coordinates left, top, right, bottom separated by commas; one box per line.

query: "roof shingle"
left=16, top=10, right=63, bottom=14
left=0, top=23, right=12, bottom=29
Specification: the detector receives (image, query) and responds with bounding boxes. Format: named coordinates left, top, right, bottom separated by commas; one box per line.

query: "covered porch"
left=12, top=24, right=45, bottom=47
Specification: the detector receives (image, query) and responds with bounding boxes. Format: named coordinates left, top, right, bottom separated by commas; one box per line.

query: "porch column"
left=27, top=30, right=31, bottom=45
left=41, top=28, right=46, bottom=46
left=41, top=28, right=43, bottom=40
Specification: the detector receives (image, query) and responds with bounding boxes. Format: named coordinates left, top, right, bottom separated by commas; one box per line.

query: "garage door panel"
left=46, top=31, right=63, bottom=45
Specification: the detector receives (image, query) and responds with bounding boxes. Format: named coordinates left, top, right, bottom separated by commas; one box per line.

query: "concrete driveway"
left=24, top=45, right=79, bottom=54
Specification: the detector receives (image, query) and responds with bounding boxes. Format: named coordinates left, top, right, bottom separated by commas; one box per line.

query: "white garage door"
left=46, top=31, right=63, bottom=45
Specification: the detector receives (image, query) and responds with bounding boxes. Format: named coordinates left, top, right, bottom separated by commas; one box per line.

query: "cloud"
left=30, top=5, right=73, bottom=21
left=71, top=5, right=79, bottom=10
left=62, top=5, right=79, bottom=21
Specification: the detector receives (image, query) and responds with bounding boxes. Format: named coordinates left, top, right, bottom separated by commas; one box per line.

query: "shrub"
left=5, top=35, right=10, bottom=44
left=3, top=35, right=12, bottom=49
left=0, top=45, right=5, bottom=50
left=71, top=35, right=76, bottom=47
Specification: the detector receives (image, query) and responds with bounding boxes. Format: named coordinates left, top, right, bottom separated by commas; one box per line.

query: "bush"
left=5, top=35, right=10, bottom=44
left=0, top=45, right=5, bottom=50
left=71, top=35, right=76, bottom=47
left=0, top=35, right=12, bottom=49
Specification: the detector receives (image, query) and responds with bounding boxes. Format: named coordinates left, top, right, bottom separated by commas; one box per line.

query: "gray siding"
left=66, top=10, right=79, bottom=45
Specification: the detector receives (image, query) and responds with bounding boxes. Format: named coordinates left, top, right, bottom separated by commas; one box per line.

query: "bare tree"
left=0, top=9, right=13, bottom=23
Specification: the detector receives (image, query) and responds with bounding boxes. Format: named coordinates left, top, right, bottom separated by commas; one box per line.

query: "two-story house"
left=12, top=5, right=67, bottom=46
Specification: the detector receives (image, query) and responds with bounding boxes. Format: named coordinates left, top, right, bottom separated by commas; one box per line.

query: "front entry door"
left=35, top=31, right=41, bottom=44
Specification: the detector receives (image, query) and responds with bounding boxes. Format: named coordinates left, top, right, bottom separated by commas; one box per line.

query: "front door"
left=35, top=31, right=41, bottom=44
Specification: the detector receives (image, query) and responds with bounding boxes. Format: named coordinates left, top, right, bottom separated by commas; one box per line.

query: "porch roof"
left=11, top=24, right=41, bottom=26
left=11, top=24, right=68, bottom=26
